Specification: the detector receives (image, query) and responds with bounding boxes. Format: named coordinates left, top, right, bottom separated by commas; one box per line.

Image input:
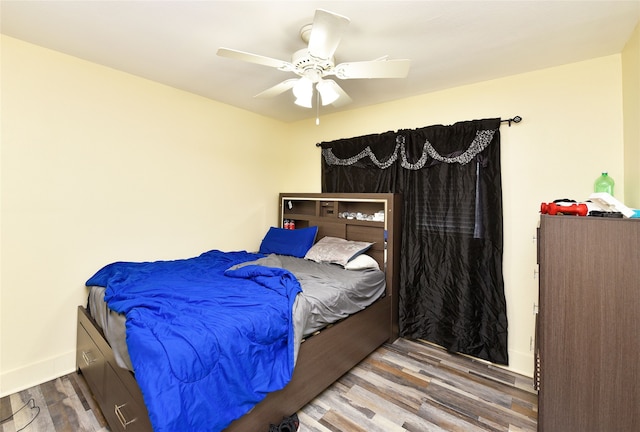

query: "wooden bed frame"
left=76, top=193, right=401, bottom=431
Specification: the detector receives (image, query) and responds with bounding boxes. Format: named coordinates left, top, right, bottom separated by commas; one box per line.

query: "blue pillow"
left=259, top=226, right=318, bottom=258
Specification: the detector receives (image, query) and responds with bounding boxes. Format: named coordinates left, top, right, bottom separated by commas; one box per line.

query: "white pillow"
left=344, top=254, right=380, bottom=270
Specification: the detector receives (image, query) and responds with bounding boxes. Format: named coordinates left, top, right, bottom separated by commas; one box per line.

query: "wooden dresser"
left=536, top=215, right=639, bottom=432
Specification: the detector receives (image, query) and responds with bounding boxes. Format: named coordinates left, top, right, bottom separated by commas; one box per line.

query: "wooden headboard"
left=279, top=193, right=401, bottom=338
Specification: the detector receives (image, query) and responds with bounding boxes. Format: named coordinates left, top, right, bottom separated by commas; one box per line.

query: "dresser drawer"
left=103, top=363, right=152, bottom=431
left=76, top=322, right=106, bottom=399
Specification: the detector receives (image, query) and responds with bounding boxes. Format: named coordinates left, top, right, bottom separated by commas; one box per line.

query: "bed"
left=76, top=192, right=401, bottom=431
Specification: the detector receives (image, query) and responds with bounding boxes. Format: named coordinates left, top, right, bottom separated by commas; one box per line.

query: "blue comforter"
left=85, top=250, right=302, bottom=431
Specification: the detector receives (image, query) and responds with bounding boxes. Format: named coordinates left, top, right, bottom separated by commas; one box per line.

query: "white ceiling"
left=2, top=1, right=639, bottom=123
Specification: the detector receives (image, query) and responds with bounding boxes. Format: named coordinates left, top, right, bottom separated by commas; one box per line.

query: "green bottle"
left=594, top=172, right=615, bottom=196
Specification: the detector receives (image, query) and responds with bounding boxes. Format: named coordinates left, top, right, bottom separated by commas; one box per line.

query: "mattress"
left=87, top=253, right=386, bottom=371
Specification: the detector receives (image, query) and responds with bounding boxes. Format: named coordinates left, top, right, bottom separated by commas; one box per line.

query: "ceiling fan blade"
left=217, top=47, right=294, bottom=71
left=321, top=79, right=352, bottom=107
left=254, top=79, right=299, bottom=98
left=334, top=59, right=411, bottom=79
left=307, top=9, right=350, bottom=60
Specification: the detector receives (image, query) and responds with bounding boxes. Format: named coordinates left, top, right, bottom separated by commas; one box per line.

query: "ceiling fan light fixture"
left=293, top=77, right=312, bottom=98
left=294, top=95, right=313, bottom=108
left=293, top=77, right=313, bottom=108
left=316, top=80, right=339, bottom=106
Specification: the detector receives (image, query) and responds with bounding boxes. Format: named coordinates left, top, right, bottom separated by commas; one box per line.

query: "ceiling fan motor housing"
left=292, top=48, right=334, bottom=82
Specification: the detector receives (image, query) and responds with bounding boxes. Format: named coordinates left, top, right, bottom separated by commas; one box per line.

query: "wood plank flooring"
left=0, top=370, right=107, bottom=432
left=299, top=339, right=537, bottom=432
left=0, top=338, right=537, bottom=432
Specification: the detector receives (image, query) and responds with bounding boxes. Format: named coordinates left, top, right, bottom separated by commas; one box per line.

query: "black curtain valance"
left=321, top=128, right=497, bottom=169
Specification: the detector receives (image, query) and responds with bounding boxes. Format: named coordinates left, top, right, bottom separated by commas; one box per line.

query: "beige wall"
left=286, top=54, right=625, bottom=376
left=0, top=32, right=629, bottom=395
left=622, top=22, right=640, bottom=208
left=0, top=36, right=290, bottom=395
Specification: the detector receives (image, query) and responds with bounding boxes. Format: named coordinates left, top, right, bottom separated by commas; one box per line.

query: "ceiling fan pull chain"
left=315, top=90, right=320, bottom=125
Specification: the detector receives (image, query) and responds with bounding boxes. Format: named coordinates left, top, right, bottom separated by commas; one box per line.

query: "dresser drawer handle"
left=81, top=351, right=96, bottom=366
left=115, top=403, right=137, bottom=429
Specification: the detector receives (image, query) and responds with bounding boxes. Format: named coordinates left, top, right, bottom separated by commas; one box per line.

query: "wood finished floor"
left=0, top=338, right=537, bottom=432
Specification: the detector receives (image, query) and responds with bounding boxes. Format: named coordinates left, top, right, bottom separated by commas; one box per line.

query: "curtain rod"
left=315, top=116, right=522, bottom=146
left=501, top=116, right=522, bottom=126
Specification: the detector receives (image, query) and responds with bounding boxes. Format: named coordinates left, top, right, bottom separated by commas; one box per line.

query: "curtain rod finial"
left=502, top=116, right=522, bottom=127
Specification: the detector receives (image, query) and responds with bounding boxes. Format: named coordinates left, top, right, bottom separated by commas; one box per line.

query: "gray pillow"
left=304, top=236, right=373, bottom=267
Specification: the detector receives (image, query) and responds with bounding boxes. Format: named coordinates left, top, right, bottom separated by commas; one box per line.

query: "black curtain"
left=320, top=118, right=508, bottom=365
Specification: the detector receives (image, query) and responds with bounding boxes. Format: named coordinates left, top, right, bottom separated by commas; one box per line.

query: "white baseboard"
left=0, top=350, right=76, bottom=397
left=418, top=339, right=535, bottom=378
left=501, top=348, right=534, bottom=378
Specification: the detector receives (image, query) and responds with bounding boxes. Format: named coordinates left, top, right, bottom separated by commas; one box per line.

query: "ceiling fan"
left=217, top=9, right=411, bottom=110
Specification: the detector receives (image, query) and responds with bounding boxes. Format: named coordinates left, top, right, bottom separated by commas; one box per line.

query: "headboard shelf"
left=280, top=193, right=393, bottom=227
left=281, top=213, right=384, bottom=228
left=279, top=192, right=401, bottom=341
